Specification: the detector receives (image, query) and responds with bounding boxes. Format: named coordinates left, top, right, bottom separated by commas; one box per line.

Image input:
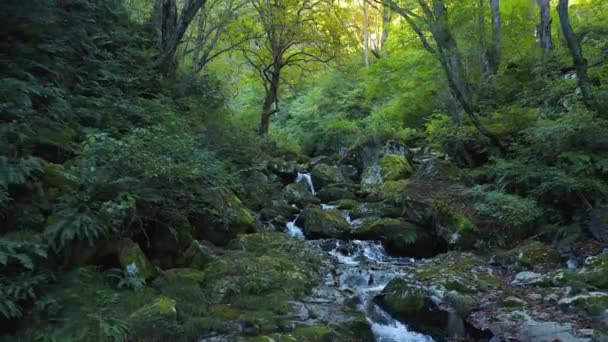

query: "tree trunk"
left=489, top=0, right=501, bottom=75
left=557, top=0, right=595, bottom=110
left=537, top=0, right=553, bottom=57
left=477, top=0, right=492, bottom=99
left=363, top=0, right=370, bottom=68
left=258, top=70, right=280, bottom=136
left=158, top=0, right=206, bottom=76
left=428, top=0, right=505, bottom=152
left=380, top=5, right=390, bottom=58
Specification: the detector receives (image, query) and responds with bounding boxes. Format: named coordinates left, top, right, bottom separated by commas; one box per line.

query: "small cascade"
left=324, top=239, right=434, bottom=341
left=296, top=172, right=316, bottom=195
left=370, top=305, right=434, bottom=342
left=286, top=214, right=305, bottom=239
left=279, top=168, right=434, bottom=341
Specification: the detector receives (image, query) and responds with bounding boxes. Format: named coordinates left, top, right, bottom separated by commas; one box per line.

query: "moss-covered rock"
left=433, top=199, right=477, bottom=250
left=379, top=155, right=412, bottom=181
left=582, top=252, right=608, bottom=289
left=412, top=158, right=462, bottom=181
left=354, top=217, right=439, bottom=257
left=317, top=184, right=358, bottom=203
left=128, top=296, right=177, bottom=324
left=518, top=241, right=560, bottom=266
left=191, top=187, right=256, bottom=246
left=349, top=201, right=403, bottom=219
left=117, top=238, right=154, bottom=280
left=162, top=268, right=205, bottom=283
left=311, top=163, right=346, bottom=190
left=558, top=292, right=608, bottom=316
left=282, top=182, right=320, bottom=207
left=364, top=179, right=410, bottom=202
left=176, top=239, right=219, bottom=269
left=296, top=206, right=351, bottom=239
left=496, top=241, right=560, bottom=269
left=377, top=278, right=426, bottom=314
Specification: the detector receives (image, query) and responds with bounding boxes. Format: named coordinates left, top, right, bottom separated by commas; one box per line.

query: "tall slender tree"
left=557, top=0, right=595, bottom=110
left=537, top=0, right=553, bottom=60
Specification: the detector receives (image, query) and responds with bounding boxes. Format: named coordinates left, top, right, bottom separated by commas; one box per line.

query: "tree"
left=243, top=0, right=343, bottom=135
left=186, top=0, right=250, bottom=73
left=557, top=0, right=595, bottom=110
left=158, top=0, right=206, bottom=75
left=537, top=0, right=553, bottom=60
left=381, top=0, right=504, bottom=151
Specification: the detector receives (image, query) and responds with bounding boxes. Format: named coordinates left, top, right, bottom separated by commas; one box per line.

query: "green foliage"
left=463, top=185, right=543, bottom=246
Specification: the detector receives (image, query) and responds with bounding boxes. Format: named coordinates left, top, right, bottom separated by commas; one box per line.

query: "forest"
left=1, top=0, right=607, bottom=340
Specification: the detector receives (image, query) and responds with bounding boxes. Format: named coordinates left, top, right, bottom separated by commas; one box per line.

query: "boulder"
left=296, top=206, right=351, bottom=239
left=361, top=164, right=382, bottom=185
left=260, top=198, right=300, bottom=225
left=374, top=278, right=451, bottom=340
left=412, top=158, right=462, bottom=182
left=354, top=217, right=439, bottom=258
left=349, top=202, right=403, bottom=219
left=282, top=182, right=320, bottom=207
left=176, top=239, right=219, bottom=269
left=128, top=296, right=177, bottom=325
left=379, top=155, right=412, bottom=181
left=311, top=163, right=346, bottom=190
left=190, top=188, right=256, bottom=246
left=117, top=239, right=154, bottom=280
left=512, top=271, right=544, bottom=286
left=268, top=158, right=298, bottom=183
left=339, top=164, right=359, bottom=182
left=317, top=183, right=359, bottom=203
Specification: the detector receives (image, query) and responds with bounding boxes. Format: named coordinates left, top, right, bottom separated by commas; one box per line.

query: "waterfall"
left=286, top=214, right=305, bottom=239
left=296, top=172, right=316, bottom=195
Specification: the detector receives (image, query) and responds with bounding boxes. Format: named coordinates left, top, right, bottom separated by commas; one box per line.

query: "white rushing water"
left=285, top=214, right=305, bottom=239
left=282, top=172, right=434, bottom=341
left=296, top=172, right=316, bottom=195
left=327, top=240, right=434, bottom=342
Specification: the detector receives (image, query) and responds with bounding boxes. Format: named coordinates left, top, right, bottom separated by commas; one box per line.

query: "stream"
left=285, top=174, right=435, bottom=342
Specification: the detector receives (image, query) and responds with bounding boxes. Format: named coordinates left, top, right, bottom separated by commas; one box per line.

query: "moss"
left=297, top=206, right=351, bottom=238
left=583, top=252, right=608, bottom=289
left=381, top=278, right=426, bottom=314
left=193, top=187, right=257, bottom=246
left=117, top=238, right=154, bottom=280
left=162, top=268, right=205, bottom=283
left=210, top=304, right=240, bottom=320
left=128, top=296, right=177, bottom=322
left=518, top=241, right=560, bottom=266
left=379, top=154, right=412, bottom=181
left=329, top=199, right=360, bottom=210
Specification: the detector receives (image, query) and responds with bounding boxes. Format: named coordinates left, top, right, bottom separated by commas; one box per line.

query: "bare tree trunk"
left=363, top=0, right=370, bottom=68
left=478, top=0, right=491, bottom=96
left=380, top=5, right=390, bottom=57
left=158, top=0, right=206, bottom=76
left=259, top=70, right=280, bottom=135
left=537, top=0, right=553, bottom=58
left=489, top=0, right=501, bottom=75
left=557, top=0, right=595, bottom=110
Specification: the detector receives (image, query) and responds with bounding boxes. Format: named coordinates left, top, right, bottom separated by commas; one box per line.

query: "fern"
left=0, top=272, right=51, bottom=319
left=0, top=156, right=44, bottom=188
left=44, top=209, right=107, bottom=249
left=0, top=232, right=48, bottom=270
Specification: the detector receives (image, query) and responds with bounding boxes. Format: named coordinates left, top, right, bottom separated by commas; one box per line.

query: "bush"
left=463, top=185, right=543, bottom=247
